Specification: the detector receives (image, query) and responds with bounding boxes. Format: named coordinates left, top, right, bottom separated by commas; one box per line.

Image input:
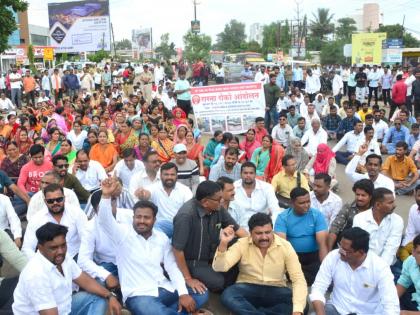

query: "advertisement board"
left=191, top=82, right=265, bottom=135
left=48, top=0, right=111, bottom=53
left=351, top=32, right=386, bottom=65
left=382, top=48, right=403, bottom=63
left=132, top=28, right=152, bottom=53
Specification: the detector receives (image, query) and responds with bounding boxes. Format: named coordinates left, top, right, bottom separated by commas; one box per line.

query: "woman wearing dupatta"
left=45, top=127, right=63, bottom=156
left=60, top=139, right=77, bottom=168
left=239, top=129, right=260, bottom=161
left=15, top=128, right=33, bottom=156
left=264, top=138, right=285, bottom=183
left=203, top=130, right=223, bottom=168
left=172, top=107, right=187, bottom=127
left=173, top=124, right=188, bottom=145
left=185, top=130, right=204, bottom=175
left=115, top=120, right=139, bottom=156
left=305, top=143, right=337, bottom=187
left=89, top=130, right=118, bottom=172
left=251, top=135, right=272, bottom=177
left=134, top=133, right=153, bottom=161
left=151, top=125, right=174, bottom=163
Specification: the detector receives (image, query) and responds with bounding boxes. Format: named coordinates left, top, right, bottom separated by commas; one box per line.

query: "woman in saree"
left=60, top=139, right=77, bottom=168
left=45, top=127, right=63, bottom=157
left=82, top=129, right=99, bottom=153
left=173, top=124, right=188, bottom=145
left=99, top=121, right=115, bottom=143
left=0, top=141, right=29, bottom=180
left=149, top=124, right=159, bottom=143
left=131, top=116, right=143, bottom=137
left=89, top=130, right=118, bottom=173
left=172, top=107, right=188, bottom=127
left=148, top=104, right=163, bottom=125
left=134, top=133, right=153, bottom=161
left=239, top=128, right=261, bottom=161
left=115, top=120, right=139, bottom=155
left=305, top=143, right=337, bottom=187
left=151, top=125, right=174, bottom=163
left=251, top=135, right=272, bottom=177
left=285, top=137, right=310, bottom=172
left=185, top=130, right=204, bottom=175
left=264, top=137, right=285, bottom=183
left=203, top=130, right=223, bottom=168
left=15, top=128, right=33, bottom=156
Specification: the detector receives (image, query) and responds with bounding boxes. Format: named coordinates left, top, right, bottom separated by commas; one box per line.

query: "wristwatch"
left=106, top=291, right=118, bottom=300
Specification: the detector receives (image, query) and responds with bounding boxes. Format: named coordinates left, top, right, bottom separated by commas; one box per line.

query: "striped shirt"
left=171, top=159, right=200, bottom=194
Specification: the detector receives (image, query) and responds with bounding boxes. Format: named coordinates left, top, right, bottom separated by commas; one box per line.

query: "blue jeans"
left=155, top=220, right=173, bottom=238
left=71, top=291, right=108, bottom=315
left=335, top=151, right=353, bottom=165
left=11, top=88, right=21, bottom=108
left=221, top=283, right=293, bottom=315
left=125, top=287, right=208, bottom=315
left=264, top=107, right=278, bottom=131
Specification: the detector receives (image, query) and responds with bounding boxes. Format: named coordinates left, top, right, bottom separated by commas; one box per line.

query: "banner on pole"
left=191, top=82, right=266, bottom=135
left=351, top=32, right=386, bottom=65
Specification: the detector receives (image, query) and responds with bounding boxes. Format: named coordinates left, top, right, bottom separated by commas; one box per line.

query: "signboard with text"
left=191, top=20, right=200, bottom=34
left=191, top=82, right=265, bottom=135
left=352, top=32, right=387, bottom=65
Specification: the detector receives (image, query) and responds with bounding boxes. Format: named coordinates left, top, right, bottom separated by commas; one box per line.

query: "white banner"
left=48, top=0, right=111, bottom=53
left=382, top=48, right=403, bottom=63
left=191, top=82, right=266, bottom=135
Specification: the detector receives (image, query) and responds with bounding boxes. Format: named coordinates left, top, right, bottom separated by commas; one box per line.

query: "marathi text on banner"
left=191, top=83, right=266, bottom=135
left=351, top=32, right=386, bottom=65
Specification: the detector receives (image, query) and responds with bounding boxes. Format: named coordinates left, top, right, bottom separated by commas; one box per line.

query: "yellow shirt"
left=212, top=235, right=307, bottom=313
left=382, top=155, right=417, bottom=181
left=271, top=170, right=310, bottom=199
left=357, top=109, right=372, bottom=122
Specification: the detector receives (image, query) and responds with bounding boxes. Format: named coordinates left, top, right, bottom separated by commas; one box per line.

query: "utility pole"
left=294, top=0, right=303, bottom=58
left=111, top=23, right=116, bottom=59
left=193, top=0, right=197, bottom=20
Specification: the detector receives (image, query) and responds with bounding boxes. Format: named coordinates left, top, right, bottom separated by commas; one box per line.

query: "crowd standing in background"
left=0, top=59, right=419, bottom=315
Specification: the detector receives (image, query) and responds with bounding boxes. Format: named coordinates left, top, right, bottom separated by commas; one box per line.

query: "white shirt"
left=112, top=159, right=145, bottom=189
left=66, top=130, right=88, bottom=150
left=357, top=137, right=381, bottom=164
left=310, top=191, right=342, bottom=228
left=22, top=204, right=87, bottom=259
left=80, top=73, right=93, bottom=91
left=27, top=188, right=81, bottom=222
left=154, top=66, right=165, bottom=83
left=41, top=75, right=51, bottom=91
left=301, top=127, right=328, bottom=156
left=341, top=69, right=350, bottom=81
left=78, top=208, right=133, bottom=281
left=94, top=73, right=102, bottom=85
left=0, top=194, right=22, bottom=239
left=75, top=160, right=108, bottom=191
left=230, top=179, right=281, bottom=230
left=147, top=182, right=193, bottom=221
left=332, top=130, right=364, bottom=153
left=271, top=124, right=293, bottom=147
left=310, top=250, right=400, bottom=315
left=402, top=203, right=420, bottom=246
left=13, top=252, right=82, bottom=315
left=161, top=94, right=176, bottom=111
left=97, top=198, right=188, bottom=301
left=9, top=73, right=22, bottom=89
left=344, top=155, right=395, bottom=193
left=405, top=74, right=416, bottom=96
left=305, top=75, right=321, bottom=94
left=352, top=209, right=404, bottom=266
left=373, top=119, right=389, bottom=140
left=0, top=97, right=15, bottom=111
left=129, top=170, right=161, bottom=201
left=254, top=72, right=269, bottom=84
left=276, top=97, right=289, bottom=112
left=50, top=74, right=61, bottom=90
left=332, top=74, right=343, bottom=96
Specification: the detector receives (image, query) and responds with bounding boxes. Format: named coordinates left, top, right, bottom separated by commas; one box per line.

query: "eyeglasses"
left=56, top=164, right=69, bottom=169
left=206, top=196, right=222, bottom=203
left=45, top=197, right=64, bottom=204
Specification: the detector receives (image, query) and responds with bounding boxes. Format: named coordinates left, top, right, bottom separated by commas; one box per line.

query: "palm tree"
left=309, top=8, right=335, bottom=50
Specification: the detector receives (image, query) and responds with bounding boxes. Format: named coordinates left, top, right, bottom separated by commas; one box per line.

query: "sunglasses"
left=45, top=197, right=64, bottom=204
left=56, top=164, right=69, bottom=169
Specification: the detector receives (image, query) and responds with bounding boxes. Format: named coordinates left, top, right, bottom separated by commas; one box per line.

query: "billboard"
left=351, top=32, right=386, bottom=65
left=382, top=48, right=403, bottom=63
left=48, top=0, right=111, bottom=53
left=132, top=28, right=152, bottom=53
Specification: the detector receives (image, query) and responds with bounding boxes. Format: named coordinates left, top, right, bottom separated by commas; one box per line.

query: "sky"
left=27, top=0, right=420, bottom=47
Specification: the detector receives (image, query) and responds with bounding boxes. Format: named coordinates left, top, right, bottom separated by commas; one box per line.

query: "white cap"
left=173, top=143, right=187, bottom=153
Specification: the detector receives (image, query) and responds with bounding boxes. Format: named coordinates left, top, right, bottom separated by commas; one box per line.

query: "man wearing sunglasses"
left=22, top=183, right=87, bottom=260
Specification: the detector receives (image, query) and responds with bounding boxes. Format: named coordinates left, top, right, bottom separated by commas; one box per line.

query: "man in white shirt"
left=229, top=162, right=281, bottom=230
left=27, top=171, right=80, bottom=222
left=80, top=68, right=94, bottom=93
left=41, top=70, right=51, bottom=97
left=332, top=120, right=364, bottom=165
left=402, top=185, right=420, bottom=247
left=137, top=162, right=193, bottom=238
left=0, top=193, right=22, bottom=248
left=9, top=67, right=22, bottom=108
left=271, top=114, right=293, bottom=147
left=13, top=222, right=121, bottom=315
left=97, top=177, right=208, bottom=314
left=368, top=65, right=381, bottom=106
left=129, top=151, right=161, bottom=201
left=154, top=62, right=165, bottom=84
left=310, top=173, right=342, bottom=228
left=73, top=149, right=108, bottom=193
left=0, top=92, right=15, bottom=112
left=301, top=118, right=328, bottom=157
left=372, top=109, right=389, bottom=142
left=330, top=71, right=343, bottom=106
left=305, top=68, right=321, bottom=102
left=112, top=148, right=144, bottom=189
left=254, top=65, right=269, bottom=84
left=352, top=187, right=404, bottom=266
left=310, top=227, right=400, bottom=315
left=50, top=68, right=62, bottom=101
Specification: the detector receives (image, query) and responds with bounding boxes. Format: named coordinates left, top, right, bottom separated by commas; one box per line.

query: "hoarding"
left=132, top=28, right=152, bottom=53
left=191, top=82, right=265, bottom=135
left=382, top=48, right=403, bottom=63
left=351, top=32, right=386, bottom=65
left=48, top=0, right=111, bottom=53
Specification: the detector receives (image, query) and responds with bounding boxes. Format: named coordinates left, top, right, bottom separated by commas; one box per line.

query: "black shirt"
left=355, top=72, right=367, bottom=88
left=172, top=198, right=239, bottom=263
left=0, top=170, right=13, bottom=194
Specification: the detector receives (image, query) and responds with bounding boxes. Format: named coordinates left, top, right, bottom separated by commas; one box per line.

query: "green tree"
left=376, top=24, right=420, bottom=48
left=0, top=0, right=28, bottom=54
left=87, top=50, right=110, bottom=63
left=309, top=8, right=335, bottom=50
left=114, top=39, right=132, bottom=50
left=320, top=40, right=346, bottom=64
left=335, top=17, right=357, bottom=42
left=27, top=44, right=36, bottom=73
left=261, top=21, right=291, bottom=55
left=155, top=33, right=176, bottom=62
left=215, top=19, right=246, bottom=52
left=243, top=40, right=261, bottom=52
left=183, top=31, right=211, bottom=63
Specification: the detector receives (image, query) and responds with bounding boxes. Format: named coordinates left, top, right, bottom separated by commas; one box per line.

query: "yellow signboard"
left=352, top=33, right=386, bottom=65
left=43, top=47, right=54, bottom=61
